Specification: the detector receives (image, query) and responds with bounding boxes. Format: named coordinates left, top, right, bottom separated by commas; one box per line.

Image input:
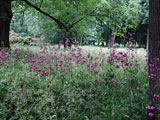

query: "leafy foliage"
left=10, top=0, right=148, bottom=47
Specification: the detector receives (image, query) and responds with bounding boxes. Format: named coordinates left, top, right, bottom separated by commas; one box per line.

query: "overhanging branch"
left=23, top=0, right=68, bottom=31
left=68, top=17, right=84, bottom=29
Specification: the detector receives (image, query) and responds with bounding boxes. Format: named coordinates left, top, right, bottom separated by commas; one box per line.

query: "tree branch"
left=68, top=17, right=84, bottom=29
left=67, top=7, right=101, bottom=29
left=23, top=0, right=69, bottom=31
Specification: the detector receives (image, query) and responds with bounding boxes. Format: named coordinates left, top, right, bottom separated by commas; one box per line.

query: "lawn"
left=0, top=43, right=148, bottom=120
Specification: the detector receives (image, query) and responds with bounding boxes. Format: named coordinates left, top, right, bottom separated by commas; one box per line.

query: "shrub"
left=10, top=31, right=37, bottom=45
left=113, top=43, right=121, bottom=48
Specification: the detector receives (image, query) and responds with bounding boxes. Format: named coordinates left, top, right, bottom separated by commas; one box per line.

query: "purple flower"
left=32, top=59, right=37, bottom=63
left=38, top=60, right=44, bottom=64
left=111, top=79, right=116, bottom=85
left=87, top=62, right=91, bottom=67
left=61, top=74, right=64, bottom=76
left=93, top=63, right=98, bottom=67
left=87, top=68, right=93, bottom=73
left=94, top=70, right=99, bottom=74
left=115, top=64, right=120, bottom=68
left=0, top=61, right=2, bottom=65
left=148, top=112, right=154, bottom=117
left=23, top=84, right=26, bottom=89
left=124, top=77, right=128, bottom=81
left=101, top=79, right=105, bottom=82
left=154, top=94, right=159, bottom=99
left=18, top=88, right=23, bottom=94
left=34, top=72, right=38, bottom=76
left=146, top=105, right=155, bottom=110
left=157, top=106, right=160, bottom=111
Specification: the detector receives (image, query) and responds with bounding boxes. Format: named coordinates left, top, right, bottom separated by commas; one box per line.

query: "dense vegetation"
left=0, top=0, right=160, bottom=119
left=0, top=42, right=148, bottom=119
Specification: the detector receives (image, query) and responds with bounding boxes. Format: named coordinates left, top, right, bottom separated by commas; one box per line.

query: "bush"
left=113, top=43, right=121, bottom=48
left=10, top=31, right=37, bottom=45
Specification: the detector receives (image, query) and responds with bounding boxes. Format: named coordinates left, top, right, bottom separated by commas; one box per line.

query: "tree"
left=10, top=13, right=30, bottom=37
left=89, top=0, right=140, bottom=45
left=23, top=0, right=102, bottom=46
left=135, top=0, right=149, bottom=48
left=148, top=0, right=160, bottom=119
left=0, top=0, right=102, bottom=48
left=0, top=0, right=13, bottom=48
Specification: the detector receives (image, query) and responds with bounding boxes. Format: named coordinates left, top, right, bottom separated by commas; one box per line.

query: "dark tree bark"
left=147, top=29, right=149, bottom=50
left=148, top=0, right=160, bottom=119
left=0, top=0, right=13, bottom=48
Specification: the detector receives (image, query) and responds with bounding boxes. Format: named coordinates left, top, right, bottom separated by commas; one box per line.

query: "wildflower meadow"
left=0, top=39, right=150, bottom=120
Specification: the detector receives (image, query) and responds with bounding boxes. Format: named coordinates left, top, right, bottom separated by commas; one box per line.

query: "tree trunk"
left=68, top=32, right=72, bottom=48
left=147, top=29, right=149, bottom=50
left=148, top=0, right=160, bottom=119
left=0, top=0, right=13, bottom=48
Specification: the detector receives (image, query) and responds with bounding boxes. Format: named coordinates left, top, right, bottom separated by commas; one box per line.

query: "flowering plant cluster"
left=0, top=39, right=150, bottom=119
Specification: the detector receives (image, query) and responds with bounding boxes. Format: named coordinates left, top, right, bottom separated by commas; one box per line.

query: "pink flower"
left=87, top=68, right=93, bottom=73
left=75, top=41, right=79, bottom=45
left=23, top=84, right=26, bottom=89
left=158, top=114, right=160, bottom=120
left=146, top=105, right=155, bottom=110
left=87, top=62, right=91, bottom=67
left=0, top=61, right=2, bottom=65
left=40, top=63, right=44, bottom=66
left=149, top=64, right=154, bottom=67
left=124, top=77, right=128, bottom=81
left=154, top=94, right=159, bottom=99
left=148, top=112, right=154, bottom=117
left=38, top=60, right=44, bottom=64
left=157, top=106, right=160, bottom=111
left=87, top=53, right=90, bottom=58
left=31, top=64, right=36, bottom=67
left=61, top=74, right=64, bottom=76
left=18, top=88, right=23, bottom=94
left=101, top=79, right=105, bottom=82
left=94, top=70, right=99, bottom=74
left=68, top=62, right=73, bottom=65
left=32, top=59, right=37, bottom=63
left=42, top=69, right=48, bottom=76
left=125, top=62, right=129, bottom=66
left=93, top=63, right=98, bottom=67
left=36, top=68, right=41, bottom=72
left=56, top=67, right=60, bottom=71
left=56, top=63, right=61, bottom=66
left=118, top=52, right=123, bottom=55
left=34, top=72, right=38, bottom=76
left=111, top=79, right=116, bottom=85
left=115, top=64, right=120, bottom=68
left=60, top=68, right=65, bottom=73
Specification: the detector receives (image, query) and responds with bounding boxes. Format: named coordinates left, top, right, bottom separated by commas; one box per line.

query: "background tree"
left=0, top=0, right=149, bottom=47
left=22, top=0, right=102, bottom=46
left=89, top=0, right=140, bottom=46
